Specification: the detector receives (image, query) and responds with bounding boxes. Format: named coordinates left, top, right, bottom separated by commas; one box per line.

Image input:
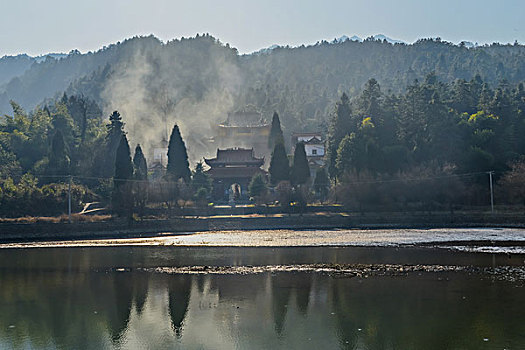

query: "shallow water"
left=0, top=246, right=524, bottom=349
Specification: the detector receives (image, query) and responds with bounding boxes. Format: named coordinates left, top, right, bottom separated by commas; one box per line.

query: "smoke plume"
left=101, top=37, right=243, bottom=165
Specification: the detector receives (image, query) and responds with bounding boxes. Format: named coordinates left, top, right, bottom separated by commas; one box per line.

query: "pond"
left=0, top=245, right=524, bottom=349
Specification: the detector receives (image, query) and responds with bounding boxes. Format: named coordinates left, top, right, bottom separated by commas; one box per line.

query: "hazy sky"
left=0, top=0, right=523, bottom=56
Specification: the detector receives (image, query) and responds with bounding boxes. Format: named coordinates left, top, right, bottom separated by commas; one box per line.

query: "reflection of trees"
left=99, top=272, right=134, bottom=343
left=329, top=273, right=525, bottom=350
left=330, top=278, right=359, bottom=350
left=271, top=273, right=292, bottom=335
left=2, top=248, right=525, bottom=350
left=209, top=274, right=266, bottom=301
left=0, top=269, right=135, bottom=349
left=290, top=273, right=313, bottom=315
left=133, top=272, right=150, bottom=315
left=167, top=275, right=192, bottom=337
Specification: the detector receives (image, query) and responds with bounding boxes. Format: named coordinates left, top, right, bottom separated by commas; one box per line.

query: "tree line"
left=325, top=74, right=525, bottom=211
left=0, top=93, right=213, bottom=217
left=1, top=70, right=525, bottom=217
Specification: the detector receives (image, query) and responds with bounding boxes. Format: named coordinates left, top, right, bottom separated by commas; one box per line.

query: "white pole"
left=489, top=171, right=494, bottom=214
left=68, top=175, right=72, bottom=223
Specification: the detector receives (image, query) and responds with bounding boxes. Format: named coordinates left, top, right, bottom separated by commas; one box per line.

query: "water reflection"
left=168, top=275, right=191, bottom=337
left=0, top=247, right=524, bottom=349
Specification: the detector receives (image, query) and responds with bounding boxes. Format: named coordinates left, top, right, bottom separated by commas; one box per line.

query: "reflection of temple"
left=216, top=106, right=270, bottom=160
left=204, top=148, right=266, bottom=202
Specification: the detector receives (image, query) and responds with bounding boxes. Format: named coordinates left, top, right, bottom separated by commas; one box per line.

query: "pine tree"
left=112, top=134, right=134, bottom=215
left=327, top=93, right=353, bottom=179
left=269, top=142, right=290, bottom=184
left=358, top=78, right=382, bottom=120
left=290, top=142, right=310, bottom=186
left=98, top=111, right=125, bottom=177
left=268, top=111, right=284, bottom=149
left=166, top=124, right=191, bottom=182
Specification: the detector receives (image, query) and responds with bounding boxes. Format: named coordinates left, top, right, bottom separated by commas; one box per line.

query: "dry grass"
left=0, top=214, right=112, bottom=224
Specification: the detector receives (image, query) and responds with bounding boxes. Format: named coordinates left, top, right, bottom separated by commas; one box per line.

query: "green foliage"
left=97, top=111, right=125, bottom=178
left=114, top=135, right=133, bottom=180
left=191, top=162, right=211, bottom=193
left=0, top=144, right=21, bottom=180
left=112, top=134, right=133, bottom=216
left=51, top=102, right=77, bottom=148
left=327, top=93, right=353, bottom=179
left=47, top=130, right=70, bottom=177
left=0, top=175, right=97, bottom=217
left=290, top=142, right=310, bottom=186
left=269, top=142, right=290, bottom=184
left=268, top=111, right=284, bottom=149
left=335, top=134, right=356, bottom=176
left=1, top=38, right=525, bottom=215
left=249, top=173, right=267, bottom=202
left=166, top=125, right=191, bottom=182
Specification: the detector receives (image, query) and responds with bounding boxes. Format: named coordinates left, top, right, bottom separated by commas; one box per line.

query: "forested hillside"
left=1, top=34, right=525, bottom=216
left=1, top=34, right=524, bottom=134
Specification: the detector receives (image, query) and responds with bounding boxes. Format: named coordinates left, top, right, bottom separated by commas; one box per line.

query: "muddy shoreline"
left=1, top=213, right=525, bottom=244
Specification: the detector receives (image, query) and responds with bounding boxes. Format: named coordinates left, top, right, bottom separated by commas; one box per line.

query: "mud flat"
left=3, top=227, right=525, bottom=255
left=1, top=212, right=525, bottom=243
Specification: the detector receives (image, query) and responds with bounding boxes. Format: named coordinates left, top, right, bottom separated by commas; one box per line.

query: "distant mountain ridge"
left=0, top=52, right=69, bottom=87
left=333, top=34, right=405, bottom=44
left=251, top=34, right=406, bottom=54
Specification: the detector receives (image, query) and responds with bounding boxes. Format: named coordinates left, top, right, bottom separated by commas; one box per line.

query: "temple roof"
left=220, top=107, right=268, bottom=127
left=206, top=166, right=266, bottom=179
left=204, top=148, right=264, bottom=167
left=303, top=136, right=323, bottom=144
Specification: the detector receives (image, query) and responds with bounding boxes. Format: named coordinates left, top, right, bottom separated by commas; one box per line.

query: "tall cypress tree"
left=269, top=142, right=290, bottom=184
left=133, top=144, right=148, bottom=213
left=98, top=111, right=125, bottom=177
left=166, top=124, right=191, bottom=182
left=268, top=111, right=284, bottom=149
left=290, top=142, right=310, bottom=186
left=133, top=144, right=148, bottom=181
left=113, top=134, right=133, bottom=215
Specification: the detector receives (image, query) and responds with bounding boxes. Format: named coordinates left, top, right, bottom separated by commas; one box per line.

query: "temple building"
left=204, top=148, right=266, bottom=201
left=216, top=106, right=271, bottom=161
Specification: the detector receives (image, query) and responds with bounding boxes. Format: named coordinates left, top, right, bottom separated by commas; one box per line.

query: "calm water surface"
left=0, top=246, right=524, bottom=349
